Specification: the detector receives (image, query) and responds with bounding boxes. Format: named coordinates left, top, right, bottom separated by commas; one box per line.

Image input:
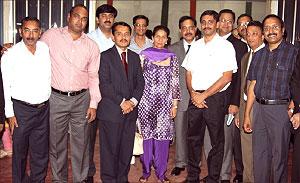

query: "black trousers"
left=232, top=122, right=243, bottom=176
left=12, top=99, right=49, bottom=183
left=99, top=116, right=136, bottom=183
left=186, top=92, right=226, bottom=183
left=88, top=119, right=98, bottom=177
left=291, top=128, right=300, bottom=183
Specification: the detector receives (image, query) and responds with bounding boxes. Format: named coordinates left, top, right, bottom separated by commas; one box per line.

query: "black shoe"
left=85, top=176, right=93, bottom=183
left=233, top=174, right=243, bottom=183
left=220, top=180, right=230, bottom=183
left=171, top=167, right=185, bottom=176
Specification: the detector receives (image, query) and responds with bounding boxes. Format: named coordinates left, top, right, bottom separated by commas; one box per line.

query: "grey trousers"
left=174, top=110, right=188, bottom=168
left=252, top=102, right=290, bottom=183
left=49, top=91, right=90, bottom=183
left=203, top=115, right=243, bottom=180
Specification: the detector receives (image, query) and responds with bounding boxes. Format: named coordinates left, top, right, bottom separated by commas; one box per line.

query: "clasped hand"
left=191, top=91, right=208, bottom=108
left=121, top=100, right=135, bottom=114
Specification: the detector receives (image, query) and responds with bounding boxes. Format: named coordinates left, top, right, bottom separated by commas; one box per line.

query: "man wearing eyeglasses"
left=129, top=15, right=153, bottom=54
left=182, top=10, right=237, bottom=182
left=236, top=14, right=252, bottom=43
left=244, top=14, right=300, bottom=183
left=87, top=4, right=117, bottom=182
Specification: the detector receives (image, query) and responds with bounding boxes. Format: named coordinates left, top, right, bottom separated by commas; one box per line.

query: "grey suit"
left=168, top=40, right=190, bottom=168
left=238, top=52, right=254, bottom=183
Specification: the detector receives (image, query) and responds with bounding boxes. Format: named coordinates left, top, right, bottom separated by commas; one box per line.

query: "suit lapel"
left=242, top=52, right=251, bottom=95
left=178, top=40, right=187, bottom=65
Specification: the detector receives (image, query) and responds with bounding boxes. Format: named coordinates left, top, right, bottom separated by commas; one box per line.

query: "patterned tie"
left=186, top=44, right=191, bottom=54
left=121, top=52, right=128, bottom=77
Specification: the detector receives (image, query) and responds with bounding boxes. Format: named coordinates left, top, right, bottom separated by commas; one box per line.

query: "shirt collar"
left=183, top=38, right=195, bottom=46
left=97, top=27, right=113, bottom=40
left=221, top=32, right=231, bottom=39
left=116, top=45, right=127, bottom=55
left=266, top=39, right=286, bottom=52
left=252, top=43, right=265, bottom=53
left=63, top=26, right=87, bottom=40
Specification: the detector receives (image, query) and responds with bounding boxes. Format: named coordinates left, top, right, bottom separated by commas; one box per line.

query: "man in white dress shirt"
left=1, top=17, right=51, bottom=183
left=182, top=10, right=237, bottom=183
left=87, top=4, right=117, bottom=182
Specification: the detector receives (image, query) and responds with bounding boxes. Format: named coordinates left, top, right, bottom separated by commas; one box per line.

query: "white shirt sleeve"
left=222, top=42, right=238, bottom=73
left=1, top=51, right=15, bottom=117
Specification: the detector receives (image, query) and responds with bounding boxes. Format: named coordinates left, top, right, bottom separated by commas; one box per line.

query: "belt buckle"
left=67, top=91, right=72, bottom=96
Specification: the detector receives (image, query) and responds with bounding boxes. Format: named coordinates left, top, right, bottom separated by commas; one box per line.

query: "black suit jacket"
left=225, top=34, right=248, bottom=107
left=97, top=46, right=144, bottom=123
left=291, top=51, right=300, bottom=113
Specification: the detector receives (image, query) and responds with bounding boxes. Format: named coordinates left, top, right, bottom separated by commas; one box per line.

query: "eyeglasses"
left=220, top=19, right=233, bottom=24
left=263, top=25, right=281, bottom=32
left=134, top=23, right=147, bottom=28
left=238, top=22, right=249, bottom=27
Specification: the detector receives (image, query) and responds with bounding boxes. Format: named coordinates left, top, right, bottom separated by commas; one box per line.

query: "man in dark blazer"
left=203, top=9, right=248, bottom=183
left=168, top=16, right=197, bottom=176
left=97, top=21, right=144, bottom=183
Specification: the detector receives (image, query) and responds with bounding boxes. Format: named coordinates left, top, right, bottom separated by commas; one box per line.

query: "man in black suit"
left=97, top=21, right=145, bottom=183
left=203, top=9, right=248, bottom=183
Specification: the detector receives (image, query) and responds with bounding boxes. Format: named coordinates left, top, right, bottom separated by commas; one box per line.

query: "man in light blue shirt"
left=88, top=4, right=117, bottom=53
left=129, top=15, right=152, bottom=54
left=86, top=4, right=117, bottom=183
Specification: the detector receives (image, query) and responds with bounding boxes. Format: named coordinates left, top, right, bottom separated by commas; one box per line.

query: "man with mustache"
left=129, top=15, right=153, bottom=54
left=87, top=4, right=117, bottom=182
left=40, top=4, right=101, bottom=182
left=97, top=21, right=144, bottom=183
left=1, top=17, right=51, bottom=182
left=244, top=14, right=300, bottom=183
left=168, top=15, right=197, bottom=177
left=182, top=10, right=237, bottom=182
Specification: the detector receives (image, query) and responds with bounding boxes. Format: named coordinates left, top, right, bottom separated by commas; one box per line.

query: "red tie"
left=121, top=52, right=128, bottom=77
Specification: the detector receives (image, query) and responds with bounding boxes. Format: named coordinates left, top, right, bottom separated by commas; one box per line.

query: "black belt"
left=195, top=90, right=205, bottom=93
left=256, top=98, right=289, bottom=105
left=12, top=98, right=48, bottom=109
left=52, top=87, right=87, bottom=96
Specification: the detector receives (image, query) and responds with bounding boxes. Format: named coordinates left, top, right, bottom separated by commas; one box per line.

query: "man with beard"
left=40, top=4, right=101, bottom=182
left=129, top=15, right=153, bottom=54
left=97, top=22, right=144, bottom=182
left=1, top=17, right=51, bottom=182
left=182, top=10, right=237, bottom=182
left=236, top=14, right=252, bottom=43
left=87, top=4, right=117, bottom=182
left=168, top=15, right=197, bottom=177
left=244, top=14, right=299, bottom=183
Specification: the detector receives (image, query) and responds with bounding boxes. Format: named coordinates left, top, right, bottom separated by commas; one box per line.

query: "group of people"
left=0, top=3, right=300, bottom=183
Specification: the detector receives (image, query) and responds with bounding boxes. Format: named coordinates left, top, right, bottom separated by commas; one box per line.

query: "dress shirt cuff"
left=89, top=100, right=99, bottom=109
left=130, top=97, right=138, bottom=107
left=5, top=105, right=15, bottom=118
left=120, top=98, right=126, bottom=106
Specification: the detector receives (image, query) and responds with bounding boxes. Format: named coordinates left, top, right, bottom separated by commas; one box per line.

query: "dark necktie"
left=186, top=44, right=191, bottom=54
left=121, top=52, right=128, bottom=77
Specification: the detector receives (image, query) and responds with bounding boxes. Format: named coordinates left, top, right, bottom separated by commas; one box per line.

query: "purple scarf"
left=140, top=47, right=176, bottom=62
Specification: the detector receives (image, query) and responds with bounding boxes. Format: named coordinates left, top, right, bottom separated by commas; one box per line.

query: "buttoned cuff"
left=130, top=97, right=138, bottom=107
left=89, top=100, right=98, bottom=109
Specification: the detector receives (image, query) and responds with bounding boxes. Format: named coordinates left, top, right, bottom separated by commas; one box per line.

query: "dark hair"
left=247, top=20, right=263, bottom=32
left=153, top=25, right=170, bottom=37
left=219, top=9, right=236, bottom=22
left=262, top=14, right=284, bottom=28
left=178, top=16, right=197, bottom=29
left=96, top=4, right=117, bottom=18
left=200, top=10, right=219, bottom=22
left=69, top=4, right=88, bottom=15
left=237, top=13, right=253, bottom=24
left=112, top=22, right=132, bottom=35
left=21, top=16, right=41, bottom=28
left=145, top=29, right=152, bottom=40
left=133, top=15, right=149, bottom=26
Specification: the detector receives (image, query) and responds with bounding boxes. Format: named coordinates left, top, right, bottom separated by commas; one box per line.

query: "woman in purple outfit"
left=138, top=25, right=180, bottom=183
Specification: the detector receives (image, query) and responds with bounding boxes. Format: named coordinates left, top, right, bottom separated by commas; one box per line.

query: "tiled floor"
left=0, top=132, right=293, bottom=183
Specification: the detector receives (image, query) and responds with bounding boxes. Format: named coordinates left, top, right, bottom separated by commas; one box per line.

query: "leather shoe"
left=85, top=176, right=93, bottom=183
left=220, top=180, right=230, bottom=183
left=233, top=174, right=243, bottom=183
left=171, top=167, right=185, bottom=176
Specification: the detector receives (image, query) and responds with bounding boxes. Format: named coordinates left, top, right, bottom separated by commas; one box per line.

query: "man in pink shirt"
left=40, top=4, right=101, bottom=182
